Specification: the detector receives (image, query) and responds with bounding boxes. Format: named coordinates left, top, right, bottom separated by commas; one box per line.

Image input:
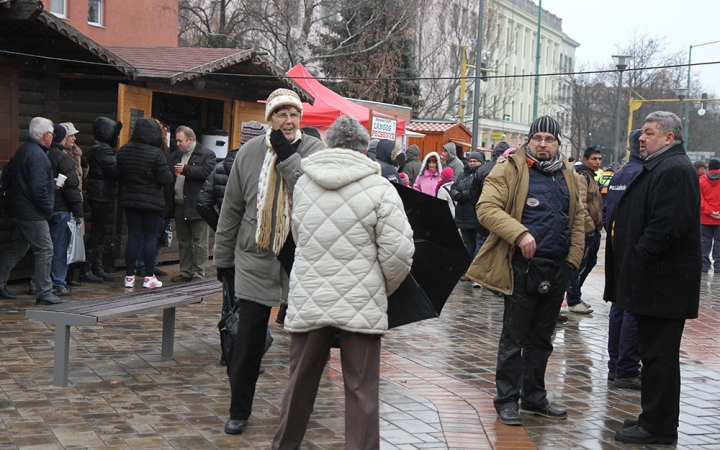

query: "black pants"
left=228, top=298, right=272, bottom=420
left=636, top=314, right=685, bottom=437
left=85, top=201, right=112, bottom=270
left=494, top=259, right=569, bottom=411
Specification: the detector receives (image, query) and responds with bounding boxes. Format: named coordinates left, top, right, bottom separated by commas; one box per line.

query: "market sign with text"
left=370, top=116, right=397, bottom=140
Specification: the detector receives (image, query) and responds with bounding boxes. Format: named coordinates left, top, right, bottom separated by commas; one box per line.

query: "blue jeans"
left=124, top=209, right=162, bottom=277
left=475, top=233, right=487, bottom=257
left=566, top=230, right=601, bottom=306
left=30, top=211, right=72, bottom=288
left=607, top=303, right=640, bottom=379
left=460, top=227, right=478, bottom=258
left=135, top=219, right=166, bottom=272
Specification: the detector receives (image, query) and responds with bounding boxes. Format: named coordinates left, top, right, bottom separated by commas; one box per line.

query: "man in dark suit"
left=606, top=111, right=701, bottom=445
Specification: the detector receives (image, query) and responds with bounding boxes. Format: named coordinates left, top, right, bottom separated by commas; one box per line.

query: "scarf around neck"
left=526, top=150, right=564, bottom=173
left=255, top=129, right=302, bottom=254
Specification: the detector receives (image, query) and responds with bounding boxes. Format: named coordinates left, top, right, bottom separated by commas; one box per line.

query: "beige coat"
left=465, top=144, right=585, bottom=294
left=575, top=169, right=603, bottom=234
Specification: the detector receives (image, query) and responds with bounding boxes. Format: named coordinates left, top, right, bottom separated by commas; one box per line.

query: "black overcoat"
left=604, top=143, right=700, bottom=319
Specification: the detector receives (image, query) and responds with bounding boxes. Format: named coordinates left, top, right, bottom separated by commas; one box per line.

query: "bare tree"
left=413, top=0, right=517, bottom=121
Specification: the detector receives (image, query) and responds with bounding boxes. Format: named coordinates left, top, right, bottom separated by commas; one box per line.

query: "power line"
left=1, top=48, right=719, bottom=83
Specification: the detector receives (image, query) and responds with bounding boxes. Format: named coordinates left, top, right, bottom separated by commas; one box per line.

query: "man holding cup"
left=0, top=117, right=65, bottom=305
left=166, top=126, right=216, bottom=282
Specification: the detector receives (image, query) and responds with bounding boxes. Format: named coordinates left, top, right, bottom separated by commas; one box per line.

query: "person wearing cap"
left=608, top=112, right=700, bottom=445
left=59, top=122, right=87, bottom=287
left=602, top=130, right=644, bottom=392
left=165, top=126, right=216, bottom=282
left=466, top=116, right=584, bottom=426
left=693, top=159, right=707, bottom=177
left=214, top=88, right=325, bottom=435
left=28, top=124, right=83, bottom=297
left=450, top=151, right=484, bottom=258
left=59, top=122, right=86, bottom=195
left=700, top=158, right=720, bottom=273
left=0, top=117, right=65, bottom=305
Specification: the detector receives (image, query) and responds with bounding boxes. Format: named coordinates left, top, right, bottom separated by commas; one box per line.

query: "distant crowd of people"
left=0, top=97, right=707, bottom=446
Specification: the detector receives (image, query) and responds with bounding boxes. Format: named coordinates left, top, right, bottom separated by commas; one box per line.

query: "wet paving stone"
left=0, top=246, right=720, bottom=448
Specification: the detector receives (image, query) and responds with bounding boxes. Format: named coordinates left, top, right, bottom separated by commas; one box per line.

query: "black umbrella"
left=386, top=184, right=471, bottom=328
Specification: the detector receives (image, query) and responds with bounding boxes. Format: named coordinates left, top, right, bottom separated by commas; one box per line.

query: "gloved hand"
left=269, top=129, right=297, bottom=161
left=216, top=266, right=234, bottom=283
left=450, top=189, right=462, bottom=202
left=75, top=217, right=83, bottom=225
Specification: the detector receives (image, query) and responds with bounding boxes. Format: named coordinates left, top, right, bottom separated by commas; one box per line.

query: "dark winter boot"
left=80, top=245, right=103, bottom=283
left=92, top=245, right=114, bottom=281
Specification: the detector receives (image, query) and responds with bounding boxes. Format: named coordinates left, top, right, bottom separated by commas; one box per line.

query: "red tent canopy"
left=286, top=63, right=406, bottom=135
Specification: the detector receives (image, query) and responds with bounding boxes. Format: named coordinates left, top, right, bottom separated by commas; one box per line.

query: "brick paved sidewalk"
left=0, top=251, right=719, bottom=449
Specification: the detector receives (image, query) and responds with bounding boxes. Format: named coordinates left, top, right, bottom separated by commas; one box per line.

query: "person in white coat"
left=271, top=115, right=415, bottom=450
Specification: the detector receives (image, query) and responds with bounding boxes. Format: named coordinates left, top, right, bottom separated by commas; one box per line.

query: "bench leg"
left=53, top=324, right=71, bottom=387
left=162, top=307, right=176, bottom=357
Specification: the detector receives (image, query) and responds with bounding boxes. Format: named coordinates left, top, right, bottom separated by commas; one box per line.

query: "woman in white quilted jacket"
left=272, top=115, right=415, bottom=450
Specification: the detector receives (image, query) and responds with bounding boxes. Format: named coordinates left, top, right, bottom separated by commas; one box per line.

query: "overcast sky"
left=540, top=0, right=720, bottom=96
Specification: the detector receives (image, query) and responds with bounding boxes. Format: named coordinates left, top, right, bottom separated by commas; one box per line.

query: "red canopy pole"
left=368, top=108, right=373, bottom=136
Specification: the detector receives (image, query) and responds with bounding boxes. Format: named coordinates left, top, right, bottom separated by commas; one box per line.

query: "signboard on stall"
left=370, top=115, right=397, bottom=140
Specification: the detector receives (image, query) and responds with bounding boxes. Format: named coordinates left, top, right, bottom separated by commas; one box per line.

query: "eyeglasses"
left=530, top=135, right=558, bottom=144
left=45, top=131, right=55, bottom=137
left=273, top=112, right=301, bottom=121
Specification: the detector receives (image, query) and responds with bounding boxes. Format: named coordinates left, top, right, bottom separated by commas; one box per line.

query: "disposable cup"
left=175, top=167, right=182, bottom=176
left=56, top=173, right=67, bottom=186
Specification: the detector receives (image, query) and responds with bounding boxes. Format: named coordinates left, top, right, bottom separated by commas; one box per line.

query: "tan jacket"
left=575, top=169, right=603, bottom=234
left=465, top=144, right=585, bottom=294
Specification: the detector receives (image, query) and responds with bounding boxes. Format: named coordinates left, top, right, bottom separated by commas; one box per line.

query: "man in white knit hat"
left=214, top=88, right=325, bottom=435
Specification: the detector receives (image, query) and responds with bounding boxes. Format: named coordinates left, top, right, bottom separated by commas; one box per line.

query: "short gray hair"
left=325, top=115, right=370, bottom=153
left=644, top=111, right=683, bottom=143
left=29, top=117, right=53, bottom=140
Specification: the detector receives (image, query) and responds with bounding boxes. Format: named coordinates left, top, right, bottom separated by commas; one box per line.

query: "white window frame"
left=49, top=0, right=66, bottom=18
left=88, top=0, right=103, bottom=26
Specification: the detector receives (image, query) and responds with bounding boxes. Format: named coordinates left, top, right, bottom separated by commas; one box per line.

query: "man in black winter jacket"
left=81, top=116, right=122, bottom=283
left=29, top=124, right=84, bottom=297
left=0, top=117, right=64, bottom=305
left=166, top=126, right=216, bottom=282
left=450, top=151, right=483, bottom=257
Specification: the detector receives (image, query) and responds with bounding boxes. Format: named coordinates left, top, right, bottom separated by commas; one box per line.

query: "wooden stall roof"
left=0, top=7, right=133, bottom=78
left=0, top=2, right=314, bottom=104
left=107, top=46, right=315, bottom=104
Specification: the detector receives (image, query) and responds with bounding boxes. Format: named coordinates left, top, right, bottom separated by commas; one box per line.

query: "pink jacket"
left=413, top=151, right=443, bottom=195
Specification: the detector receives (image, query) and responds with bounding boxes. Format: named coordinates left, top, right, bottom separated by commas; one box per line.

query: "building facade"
left=414, top=0, right=579, bottom=154
left=42, top=0, right=178, bottom=47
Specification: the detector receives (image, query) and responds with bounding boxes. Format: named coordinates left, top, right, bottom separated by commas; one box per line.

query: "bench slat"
left=93, top=296, right=205, bottom=322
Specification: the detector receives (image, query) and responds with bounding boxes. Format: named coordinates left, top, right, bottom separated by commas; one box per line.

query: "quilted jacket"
left=284, top=148, right=415, bottom=334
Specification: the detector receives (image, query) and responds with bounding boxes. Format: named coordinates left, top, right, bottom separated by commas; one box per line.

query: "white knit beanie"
left=265, top=88, right=303, bottom=121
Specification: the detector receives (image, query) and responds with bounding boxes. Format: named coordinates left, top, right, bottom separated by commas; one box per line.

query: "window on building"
left=88, top=0, right=103, bottom=25
left=50, top=0, right=66, bottom=17
left=520, top=102, right=523, bottom=122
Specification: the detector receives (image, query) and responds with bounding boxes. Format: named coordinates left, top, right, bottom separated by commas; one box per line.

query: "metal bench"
left=25, top=279, right=222, bottom=387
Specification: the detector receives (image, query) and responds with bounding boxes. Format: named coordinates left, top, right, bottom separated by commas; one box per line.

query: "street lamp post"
left=684, top=40, right=720, bottom=149
left=675, top=87, right=688, bottom=120
left=612, top=55, right=631, bottom=165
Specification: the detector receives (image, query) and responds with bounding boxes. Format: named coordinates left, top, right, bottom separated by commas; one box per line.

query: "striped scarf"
left=255, top=129, right=301, bottom=254
left=526, top=151, right=564, bottom=173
